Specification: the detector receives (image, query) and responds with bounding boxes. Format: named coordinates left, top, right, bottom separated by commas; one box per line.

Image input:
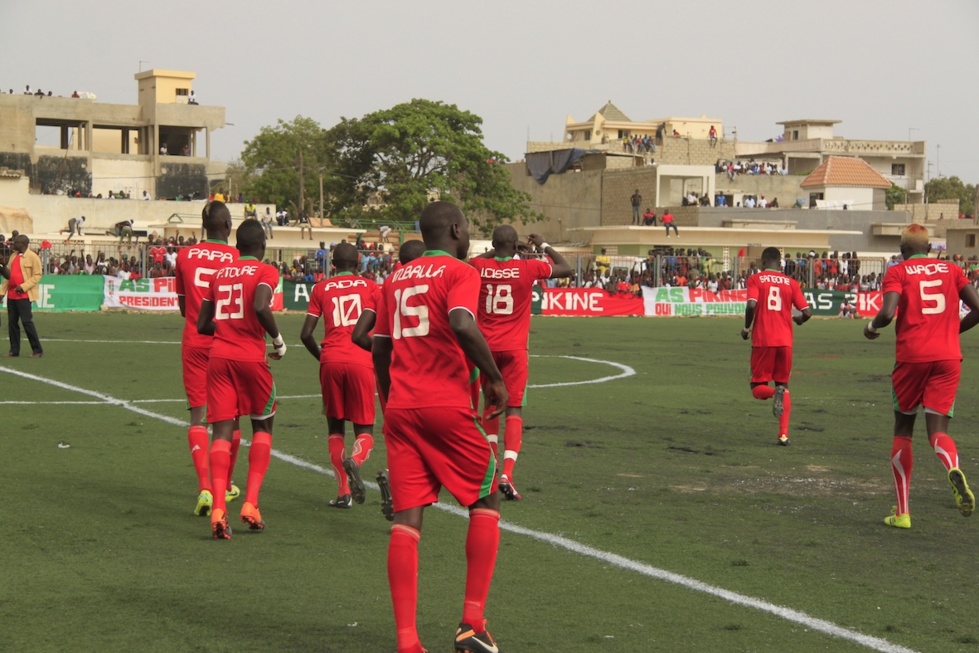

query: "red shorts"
left=750, top=346, right=793, bottom=385
left=206, top=357, right=277, bottom=423
left=481, top=350, right=529, bottom=407
left=384, top=406, right=496, bottom=511
left=182, top=346, right=210, bottom=407
left=319, top=361, right=376, bottom=425
left=891, top=359, right=960, bottom=416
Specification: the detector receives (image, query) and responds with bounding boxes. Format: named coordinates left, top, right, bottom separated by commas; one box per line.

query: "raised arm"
left=527, top=234, right=572, bottom=278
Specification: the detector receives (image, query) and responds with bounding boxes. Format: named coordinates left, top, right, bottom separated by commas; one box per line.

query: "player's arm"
left=372, top=336, right=392, bottom=403
left=528, top=234, right=573, bottom=278
left=471, top=249, right=497, bottom=260
left=449, top=308, right=508, bottom=418
left=741, top=299, right=756, bottom=340
left=197, top=299, right=216, bottom=336
left=254, top=283, right=286, bottom=359
left=299, top=314, right=322, bottom=360
left=351, top=309, right=376, bottom=352
left=793, top=307, right=813, bottom=326
left=959, top=284, right=979, bottom=334
left=864, top=291, right=900, bottom=339
left=177, top=295, right=187, bottom=317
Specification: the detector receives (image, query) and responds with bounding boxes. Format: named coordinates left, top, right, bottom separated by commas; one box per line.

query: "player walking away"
left=471, top=227, right=572, bottom=500
left=351, top=239, right=427, bottom=522
left=174, top=201, right=242, bottom=517
left=197, top=220, right=287, bottom=540
left=864, top=223, right=979, bottom=529
left=741, top=246, right=812, bottom=445
left=373, top=201, right=508, bottom=653
left=300, top=242, right=380, bottom=509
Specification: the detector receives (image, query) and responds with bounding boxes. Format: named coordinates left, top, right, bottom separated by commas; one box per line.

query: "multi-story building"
left=0, top=69, right=225, bottom=201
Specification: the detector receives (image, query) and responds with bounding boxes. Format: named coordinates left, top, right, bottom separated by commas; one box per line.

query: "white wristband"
left=272, top=335, right=285, bottom=348
left=539, top=242, right=551, bottom=251
left=866, top=323, right=877, bottom=334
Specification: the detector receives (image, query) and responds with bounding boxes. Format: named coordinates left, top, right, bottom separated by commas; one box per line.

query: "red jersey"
left=7, top=255, right=28, bottom=300
left=470, top=256, right=552, bottom=351
left=746, top=269, right=808, bottom=347
left=204, top=257, right=280, bottom=362
left=307, top=271, right=379, bottom=366
left=175, top=240, right=238, bottom=349
left=375, top=251, right=479, bottom=409
left=882, top=255, right=967, bottom=363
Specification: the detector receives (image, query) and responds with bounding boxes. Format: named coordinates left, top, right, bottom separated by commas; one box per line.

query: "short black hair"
left=398, top=240, right=426, bottom=264
left=235, top=219, right=265, bottom=252
left=332, top=242, right=359, bottom=269
left=419, top=201, right=463, bottom=240
left=203, top=201, right=230, bottom=231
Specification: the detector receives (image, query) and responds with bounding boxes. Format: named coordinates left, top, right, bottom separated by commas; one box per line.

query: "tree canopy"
left=238, top=101, right=536, bottom=234
left=925, top=176, right=976, bottom=217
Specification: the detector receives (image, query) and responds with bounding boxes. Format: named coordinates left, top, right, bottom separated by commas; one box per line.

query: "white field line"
left=0, top=363, right=917, bottom=653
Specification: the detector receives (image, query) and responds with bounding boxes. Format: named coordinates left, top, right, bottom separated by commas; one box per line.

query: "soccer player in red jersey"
left=864, top=224, right=979, bottom=528
left=351, top=240, right=426, bottom=521
left=197, top=220, right=287, bottom=540
left=174, top=201, right=242, bottom=516
left=301, top=242, right=381, bottom=509
left=373, top=201, right=507, bottom=653
left=741, top=247, right=812, bottom=445
left=470, top=226, right=572, bottom=500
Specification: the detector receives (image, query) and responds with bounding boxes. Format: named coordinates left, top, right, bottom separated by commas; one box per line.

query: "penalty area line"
left=0, top=364, right=917, bottom=653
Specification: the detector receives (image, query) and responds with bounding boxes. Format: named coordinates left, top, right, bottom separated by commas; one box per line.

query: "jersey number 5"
left=484, top=283, right=514, bottom=315
left=919, top=279, right=946, bottom=315
left=393, top=285, right=430, bottom=338
left=214, top=283, right=244, bottom=320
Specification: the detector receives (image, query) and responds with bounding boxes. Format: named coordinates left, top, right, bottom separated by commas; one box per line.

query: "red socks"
left=462, top=509, right=501, bottom=629
left=890, top=436, right=913, bottom=516
left=388, top=524, right=421, bottom=652
left=502, top=415, right=523, bottom=479
left=245, top=431, right=271, bottom=506
left=188, top=425, right=211, bottom=493
left=209, top=439, right=232, bottom=515
left=751, top=385, right=775, bottom=400
left=929, top=432, right=959, bottom=471
left=352, top=433, right=374, bottom=466
left=227, top=428, right=242, bottom=492
left=778, top=389, right=792, bottom=436
left=328, top=434, right=349, bottom=495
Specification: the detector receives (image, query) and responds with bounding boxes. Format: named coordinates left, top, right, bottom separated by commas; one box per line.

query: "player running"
left=174, top=201, right=241, bottom=516
left=741, top=246, right=812, bottom=445
left=197, top=220, right=287, bottom=540
left=301, top=242, right=380, bottom=509
left=351, top=239, right=426, bottom=521
left=373, top=201, right=507, bottom=653
left=470, top=226, right=572, bottom=500
left=864, top=223, right=979, bottom=529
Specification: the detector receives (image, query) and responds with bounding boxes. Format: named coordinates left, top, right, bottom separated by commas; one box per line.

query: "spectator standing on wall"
left=630, top=189, right=642, bottom=225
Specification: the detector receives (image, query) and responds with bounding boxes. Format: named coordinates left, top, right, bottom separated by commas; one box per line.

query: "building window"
left=175, top=88, right=189, bottom=96
left=968, top=234, right=976, bottom=248
left=891, top=163, right=906, bottom=176
left=792, top=130, right=799, bottom=140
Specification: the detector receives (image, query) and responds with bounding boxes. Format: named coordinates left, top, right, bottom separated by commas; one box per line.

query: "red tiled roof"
left=800, top=156, right=892, bottom=190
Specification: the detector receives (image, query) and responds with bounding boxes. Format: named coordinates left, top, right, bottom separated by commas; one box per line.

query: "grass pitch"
left=3, top=313, right=978, bottom=652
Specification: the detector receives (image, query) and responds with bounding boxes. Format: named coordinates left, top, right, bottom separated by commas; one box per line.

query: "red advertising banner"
left=856, top=291, right=882, bottom=318
left=541, top=288, right=644, bottom=316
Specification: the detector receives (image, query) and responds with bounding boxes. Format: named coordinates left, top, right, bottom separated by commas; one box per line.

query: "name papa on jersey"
left=186, top=248, right=235, bottom=263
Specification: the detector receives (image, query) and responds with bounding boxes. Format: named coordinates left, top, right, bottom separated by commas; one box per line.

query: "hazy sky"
left=3, top=0, right=978, bottom=183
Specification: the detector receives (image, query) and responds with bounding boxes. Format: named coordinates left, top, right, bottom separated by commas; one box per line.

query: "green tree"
left=239, top=116, right=331, bottom=215
left=926, top=176, right=976, bottom=217
left=324, top=99, right=537, bottom=234
left=885, top=182, right=906, bottom=210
